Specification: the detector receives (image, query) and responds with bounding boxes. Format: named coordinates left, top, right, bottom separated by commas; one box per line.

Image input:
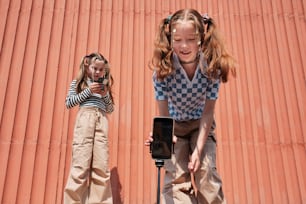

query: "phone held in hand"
left=151, top=116, right=174, bottom=160
left=96, top=73, right=109, bottom=91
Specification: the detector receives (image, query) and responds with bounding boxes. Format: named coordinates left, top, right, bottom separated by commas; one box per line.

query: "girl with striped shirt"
left=64, top=52, right=114, bottom=204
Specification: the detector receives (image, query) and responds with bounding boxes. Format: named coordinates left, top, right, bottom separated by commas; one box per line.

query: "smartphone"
left=96, top=72, right=109, bottom=91
left=151, top=116, right=174, bottom=160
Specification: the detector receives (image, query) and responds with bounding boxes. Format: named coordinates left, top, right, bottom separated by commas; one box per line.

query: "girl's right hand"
left=90, top=82, right=102, bottom=94
left=144, top=132, right=153, bottom=146
left=144, top=132, right=177, bottom=146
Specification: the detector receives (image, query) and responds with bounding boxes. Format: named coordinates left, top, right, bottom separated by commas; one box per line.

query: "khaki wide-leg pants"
left=161, top=119, right=225, bottom=204
left=64, top=107, right=113, bottom=204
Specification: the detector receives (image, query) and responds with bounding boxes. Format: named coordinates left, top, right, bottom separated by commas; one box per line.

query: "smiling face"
left=171, top=20, right=200, bottom=64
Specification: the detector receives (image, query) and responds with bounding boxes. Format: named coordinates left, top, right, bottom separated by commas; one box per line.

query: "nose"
left=181, top=40, right=188, bottom=48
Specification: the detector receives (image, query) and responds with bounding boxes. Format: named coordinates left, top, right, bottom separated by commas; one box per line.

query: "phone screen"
left=151, top=117, right=174, bottom=159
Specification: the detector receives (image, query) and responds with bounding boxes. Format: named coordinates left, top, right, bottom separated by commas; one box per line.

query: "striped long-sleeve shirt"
left=65, top=79, right=114, bottom=113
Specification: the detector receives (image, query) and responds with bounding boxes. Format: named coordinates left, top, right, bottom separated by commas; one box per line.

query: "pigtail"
left=96, top=53, right=115, bottom=105
left=76, top=56, right=90, bottom=93
left=105, top=66, right=115, bottom=105
left=202, top=14, right=236, bottom=82
left=149, top=16, right=174, bottom=80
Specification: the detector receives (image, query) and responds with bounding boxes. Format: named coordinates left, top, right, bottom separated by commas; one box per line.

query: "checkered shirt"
left=153, top=53, right=220, bottom=121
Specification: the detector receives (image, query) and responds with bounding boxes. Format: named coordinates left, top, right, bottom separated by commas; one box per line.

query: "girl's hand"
left=90, top=82, right=108, bottom=96
left=188, top=148, right=201, bottom=173
left=144, top=132, right=153, bottom=146
left=97, top=86, right=109, bottom=96
left=144, top=132, right=177, bottom=146
left=90, top=82, right=102, bottom=93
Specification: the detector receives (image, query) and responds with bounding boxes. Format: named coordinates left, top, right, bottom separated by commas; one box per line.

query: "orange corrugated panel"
left=0, top=0, right=305, bottom=204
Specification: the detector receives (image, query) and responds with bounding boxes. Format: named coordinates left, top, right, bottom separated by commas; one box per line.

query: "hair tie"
left=165, top=15, right=172, bottom=24
left=202, top=13, right=210, bottom=24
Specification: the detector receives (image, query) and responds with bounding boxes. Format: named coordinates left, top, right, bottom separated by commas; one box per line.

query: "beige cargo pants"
left=161, top=119, right=225, bottom=204
left=64, top=107, right=113, bottom=204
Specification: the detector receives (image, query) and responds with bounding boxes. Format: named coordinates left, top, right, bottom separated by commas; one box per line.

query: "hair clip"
left=202, top=13, right=210, bottom=24
left=165, top=15, right=172, bottom=24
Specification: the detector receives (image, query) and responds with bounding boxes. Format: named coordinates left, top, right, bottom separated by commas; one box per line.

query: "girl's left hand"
left=144, top=132, right=178, bottom=146
left=188, top=149, right=201, bottom=173
left=97, top=85, right=109, bottom=96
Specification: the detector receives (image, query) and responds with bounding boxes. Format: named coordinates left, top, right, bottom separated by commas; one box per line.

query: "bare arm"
left=189, top=99, right=216, bottom=172
left=157, top=100, right=170, bottom=116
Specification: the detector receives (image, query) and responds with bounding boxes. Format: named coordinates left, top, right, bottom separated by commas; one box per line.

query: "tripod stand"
left=150, top=116, right=174, bottom=204
left=155, top=159, right=164, bottom=204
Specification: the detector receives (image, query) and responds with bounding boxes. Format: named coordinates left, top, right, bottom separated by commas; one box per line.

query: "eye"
left=188, top=38, right=196, bottom=41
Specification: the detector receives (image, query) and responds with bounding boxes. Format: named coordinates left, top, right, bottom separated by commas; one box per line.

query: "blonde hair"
left=76, top=52, right=114, bottom=103
left=149, top=9, right=236, bottom=82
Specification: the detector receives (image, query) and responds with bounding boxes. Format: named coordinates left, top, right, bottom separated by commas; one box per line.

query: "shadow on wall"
left=111, top=167, right=123, bottom=204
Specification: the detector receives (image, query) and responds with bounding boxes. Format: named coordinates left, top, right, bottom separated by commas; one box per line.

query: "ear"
left=84, top=57, right=90, bottom=66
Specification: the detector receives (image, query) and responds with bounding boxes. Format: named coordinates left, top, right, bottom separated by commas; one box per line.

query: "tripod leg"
left=155, top=159, right=164, bottom=204
left=157, top=166, right=161, bottom=204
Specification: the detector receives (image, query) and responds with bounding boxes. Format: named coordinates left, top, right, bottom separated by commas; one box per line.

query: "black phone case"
left=151, top=117, right=174, bottom=160
left=96, top=73, right=109, bottom=90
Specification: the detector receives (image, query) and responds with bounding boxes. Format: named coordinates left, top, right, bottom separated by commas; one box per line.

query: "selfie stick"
left=155, top=159, right=164, bottom=204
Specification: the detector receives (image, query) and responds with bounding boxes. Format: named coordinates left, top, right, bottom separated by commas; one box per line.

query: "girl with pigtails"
left=146, top=9, right=236, bottom=204
left=64, top=52, right=114, bottom=204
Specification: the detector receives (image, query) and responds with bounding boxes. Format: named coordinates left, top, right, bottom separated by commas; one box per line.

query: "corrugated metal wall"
left=0, top=0, right=305, bottom=203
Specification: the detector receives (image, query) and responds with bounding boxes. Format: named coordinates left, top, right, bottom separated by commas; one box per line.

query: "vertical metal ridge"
left=27, top=0, right=54, bottom=202
left=14, top=0, right=38, bottom=202
left=121, top=2, right=135, bottom=202
left=1, top=0, right=29, bottom=203
left=0, top=4, right=21, bottom=199
left=43, top=0, right=67, bottom=203
left=279, top=1, right=305, bottom=203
